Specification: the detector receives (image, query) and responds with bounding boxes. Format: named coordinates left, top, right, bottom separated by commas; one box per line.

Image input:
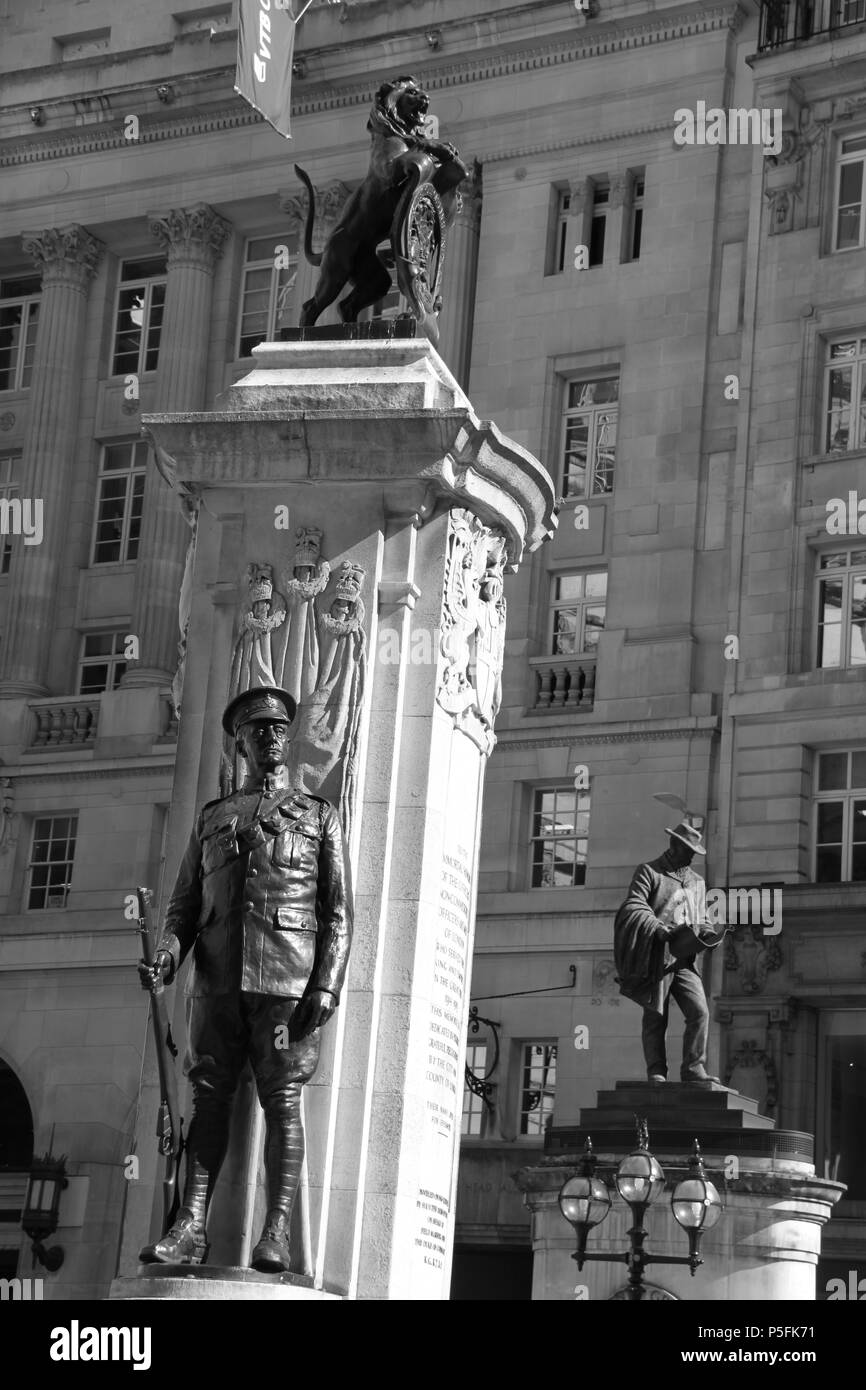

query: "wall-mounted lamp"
left=292, top=56, right=308, bottom=78
left=425, top=29, right=441, bottom=51
left=22, top=1151, right=68, bottom=1272
left=29, top=107, right=46, bottom=127
left=156, top=85, right=174, bottom=105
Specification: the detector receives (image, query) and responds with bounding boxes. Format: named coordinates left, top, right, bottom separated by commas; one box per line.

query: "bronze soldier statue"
left=613, top=820, right=723, bottom=1086
left=138, top=686, right=352, bottom=1271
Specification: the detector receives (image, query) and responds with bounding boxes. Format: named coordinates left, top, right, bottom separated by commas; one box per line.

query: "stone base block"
left=108, top=1265, right=344, bottom=1300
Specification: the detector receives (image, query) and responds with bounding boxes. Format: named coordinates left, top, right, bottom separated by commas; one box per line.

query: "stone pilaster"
left=437, top=169, right=482, bottom=390
left=0, top=225, right=104, bottom=697
left=121, top=204, right=229, bottom=687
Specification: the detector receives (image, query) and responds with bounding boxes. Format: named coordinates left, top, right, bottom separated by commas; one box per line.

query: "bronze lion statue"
left=294, top=75, right=468, bottom=328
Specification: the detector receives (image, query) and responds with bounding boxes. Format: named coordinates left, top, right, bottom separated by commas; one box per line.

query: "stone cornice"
left=496, top=721, right=720, bottom=749
left=0, top=3, right=747, bottom=169
left=8, top=760, right=175, bottom=783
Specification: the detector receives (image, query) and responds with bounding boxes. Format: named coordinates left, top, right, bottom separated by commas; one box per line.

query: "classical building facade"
left=0, top=0, right=864, bottom=1300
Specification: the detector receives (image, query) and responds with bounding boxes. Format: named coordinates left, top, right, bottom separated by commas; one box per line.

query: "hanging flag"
left=236, top=0, right=297, bottom=139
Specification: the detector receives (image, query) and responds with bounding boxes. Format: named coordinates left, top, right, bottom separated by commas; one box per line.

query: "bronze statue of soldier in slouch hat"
left=137, top=685, right=352, bottom=1272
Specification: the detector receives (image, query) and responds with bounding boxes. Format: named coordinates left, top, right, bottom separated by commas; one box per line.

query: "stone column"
left=111, top=340, right=556, bottom=1302
left=277, top=180, right=351, bottom=330
left=0, top=225, right=103, bottom=697
left=121, top=204, right=229, bottom=688
left=515, top=1080, right=845, bottom=1300
left=437, top=170, right=482, bottom=389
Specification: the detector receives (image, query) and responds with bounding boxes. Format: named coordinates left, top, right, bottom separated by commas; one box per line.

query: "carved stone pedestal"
left=112, top=339, right=555, bottom=1300
left=516, top=1080, right=844, bottom=1301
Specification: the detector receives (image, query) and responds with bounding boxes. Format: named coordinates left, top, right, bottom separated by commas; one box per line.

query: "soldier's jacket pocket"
left=274, top=907, right=317, bottom=932
left=201, top=820, right=239, bottom=876
left=272, top=820, right=319, bottom=869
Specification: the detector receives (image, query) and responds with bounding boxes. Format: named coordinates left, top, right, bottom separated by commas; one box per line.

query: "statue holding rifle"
left=137, top=686, right=353, bottom=1272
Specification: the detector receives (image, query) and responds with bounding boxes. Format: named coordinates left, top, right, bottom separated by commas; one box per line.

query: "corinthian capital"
left=21, top=224, right=104, bottom=289
left=148, top=203, right=230, bottom=271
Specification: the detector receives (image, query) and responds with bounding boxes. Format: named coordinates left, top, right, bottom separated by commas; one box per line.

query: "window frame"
left=77, top=630, right=129, bottom=695
left=833, top=133, right=866, bottom=254
left=235, top=233, right=300, bottom=359
left=461, top=1038, right=492, bottom=1138
left=90, top=439, right=148, bottom=567
left=0, top=277, right=41, bottom=393
left=0, top=454, right=21, bottom=576
left=529, top=783, right=590, bottom=890
left=517, top=1041, right=558, bottom=1138
left=25, top=813, right=78, bottom=912
left=812, top=748, right=866, bottom=883
left=548, top=569, right=608, bottom=657
left=559, top=373, right=619, bottom=500
left=111, top=257, right=168, bottom=379
left=814, top=547, right=866, bottom=670
left=822, top=334, right=866, bottom=454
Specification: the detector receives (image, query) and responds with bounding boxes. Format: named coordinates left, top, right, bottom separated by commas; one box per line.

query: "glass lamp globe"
left=672, top=1174, right=723, bottom=1231
left=559, top=1172, right=612, bottom=1231
left=615, top=1148, right=666, bottom=1207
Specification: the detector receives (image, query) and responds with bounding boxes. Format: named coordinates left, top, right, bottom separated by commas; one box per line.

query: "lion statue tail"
left=293, top=165, right=323, bottom=267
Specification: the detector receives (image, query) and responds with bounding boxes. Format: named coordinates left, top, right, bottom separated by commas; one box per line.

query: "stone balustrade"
left=29, top=696, right=100, bottom=747
left=529, top=655, right=596, bottom=711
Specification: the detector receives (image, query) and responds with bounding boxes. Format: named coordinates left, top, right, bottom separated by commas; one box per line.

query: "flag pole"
left=292, top=0, right=319, bottom=20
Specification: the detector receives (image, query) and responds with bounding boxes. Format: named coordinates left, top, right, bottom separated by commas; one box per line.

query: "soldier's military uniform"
left=140, top=687, right=352, bottom=1271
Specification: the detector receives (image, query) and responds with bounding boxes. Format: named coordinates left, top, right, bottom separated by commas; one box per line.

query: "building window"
left=820, top=1011, right=866, bottom=1202
left=78, top=631, right=128, bottom=694
left=237, top=235, right=298, bottom=357
left=553, top=188, right=572, bottom=273
left=824, top=337, right=866, bottom=452
left=111, top=257, right=167, bottom=377
left=519, top=1043, right=557, bottom=1136
left=835, top=136, right=866, bottom=252
left=550, top=571, right=607, bottom=655
left=816, top=549, right=866, bottom=668
left=27, top=814, right=78, bottom=911
left=589, top=180, right=608, bottom=266
left=838, top=0, right=866, bottom=25
left=628, top=175, right=645, bottom=261
left=91, top=440, right=147, bottom=565
left=462, top=1041, right=489, bottom=1137
left=561, top=376, right=618, bottom=497
left=813, top=750, right=866, bottom=882
left=530, top=786, right=589, bottom=888
left=0, top=276, right=40, bottom=393
left=0, top=455, right=20, bottom=575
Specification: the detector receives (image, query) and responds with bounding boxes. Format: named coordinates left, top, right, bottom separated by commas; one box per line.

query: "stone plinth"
left=515, top=1081, right=844, bottom=1301
left=114, top=339, right=555, bottom=1300
left=110, top=1266, right=341, bottom=1301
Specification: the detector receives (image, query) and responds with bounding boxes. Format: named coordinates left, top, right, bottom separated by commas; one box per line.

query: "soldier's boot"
left=139, top=1105, right=228, bottom=1265
left=138, top=1207, right=208, bottom=1266
left=251, top=1086, right=303, bottom=1274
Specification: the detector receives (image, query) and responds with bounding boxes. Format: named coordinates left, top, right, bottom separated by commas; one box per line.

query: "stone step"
left=576, top=1105, right=777, bottom=1132
left=603, top=1082, right=761, bottom=1115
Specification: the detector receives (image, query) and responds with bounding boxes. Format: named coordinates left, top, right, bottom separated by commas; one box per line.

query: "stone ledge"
left=109, top=1264, right=344, bottom=1301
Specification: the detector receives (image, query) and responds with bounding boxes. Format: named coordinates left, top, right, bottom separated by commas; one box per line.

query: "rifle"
left=136, top=886, right=184, bottom=1232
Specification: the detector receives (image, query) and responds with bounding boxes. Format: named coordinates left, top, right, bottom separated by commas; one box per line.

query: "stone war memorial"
left=111, top=76, right=556, bottom=1302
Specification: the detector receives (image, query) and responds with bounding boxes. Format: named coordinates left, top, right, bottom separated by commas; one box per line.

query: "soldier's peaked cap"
left=222, top=686, right=297, bottom=737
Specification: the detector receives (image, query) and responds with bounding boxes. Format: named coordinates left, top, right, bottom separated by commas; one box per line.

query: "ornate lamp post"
left=558, top=1122, right=723, bottom=1301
